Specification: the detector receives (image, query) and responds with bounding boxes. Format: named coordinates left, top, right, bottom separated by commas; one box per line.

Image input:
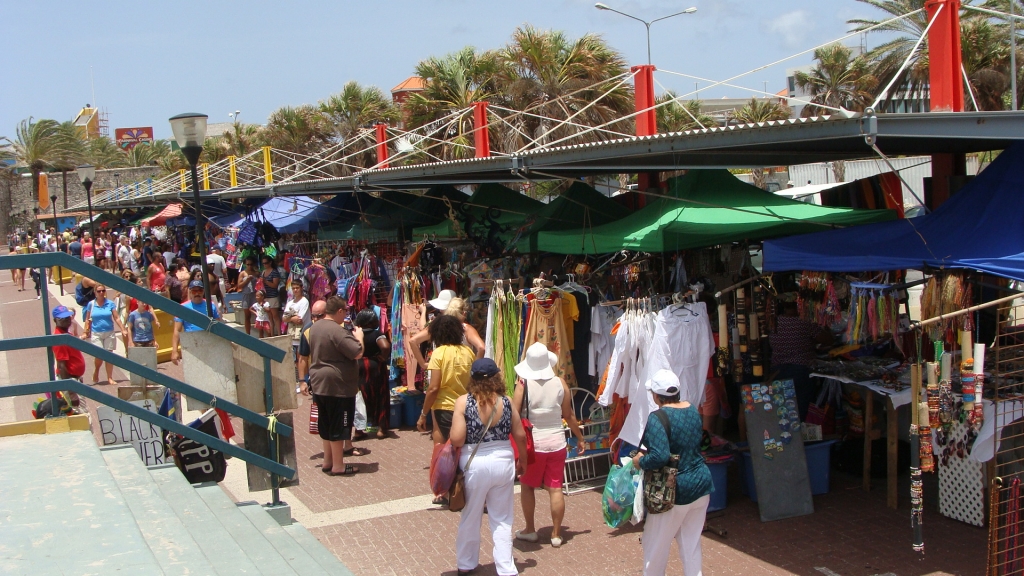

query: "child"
left=48, top=305, right=85, bottom=415
left=127, top=301, right=160, bottom=348
left=251, top=290, right=271, bottom=338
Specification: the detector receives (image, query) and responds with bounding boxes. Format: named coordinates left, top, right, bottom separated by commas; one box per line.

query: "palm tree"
left=848, top=0, right=932, bottom=110
left=493, top=26, right=633, bottom=151
left=122, top=140, right=172, bottom=168
left=261, top=105, right=333, bottom=178
left=961, top=14, right=1017, bottom=109
left=319, top=81, right=400, bottom=172
left=795, top=45, right=878, bottom=116
left=732, top=98, right=793, bottom=188
left=222, top=123, right=262, bottom=157
left=403, top=47, right=499, bottom=161
left=12, top=117, right=60, bottom=201
left=655, top=93, right=715, bottom=132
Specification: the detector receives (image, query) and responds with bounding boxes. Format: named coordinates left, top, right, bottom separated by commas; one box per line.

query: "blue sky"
left=3, top=0, right=882, bottom=140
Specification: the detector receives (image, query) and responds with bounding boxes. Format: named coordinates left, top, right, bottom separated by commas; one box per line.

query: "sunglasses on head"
left=95, top=289, right=106, bottom=293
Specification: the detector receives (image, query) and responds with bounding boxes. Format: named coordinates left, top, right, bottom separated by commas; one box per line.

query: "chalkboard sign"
left=741, top=379, right=814, bottom=522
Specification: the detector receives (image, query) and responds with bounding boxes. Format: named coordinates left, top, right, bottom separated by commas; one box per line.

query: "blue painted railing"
left=0, top=252, right=295, bottom=488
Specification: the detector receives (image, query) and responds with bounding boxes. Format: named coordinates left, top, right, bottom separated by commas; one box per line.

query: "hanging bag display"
left=643, top=410, right=680, bottom=515
left=448, top=403, right=496, bottom=513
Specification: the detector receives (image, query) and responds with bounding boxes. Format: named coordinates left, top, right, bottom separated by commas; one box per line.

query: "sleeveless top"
left=465, top=395, right=512, bottom=444
left=524, top=377, right=567, bottom=452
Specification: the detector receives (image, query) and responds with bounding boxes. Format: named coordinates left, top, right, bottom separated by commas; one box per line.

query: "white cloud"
left=766, top=10, right=812, bottom=50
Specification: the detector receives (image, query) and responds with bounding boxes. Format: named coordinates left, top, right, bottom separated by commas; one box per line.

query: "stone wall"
left=1, top=166, right=162, bottom=237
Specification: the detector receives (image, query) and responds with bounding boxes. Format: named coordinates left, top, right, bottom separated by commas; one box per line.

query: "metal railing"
left=0, top=251, right=295, bottom=502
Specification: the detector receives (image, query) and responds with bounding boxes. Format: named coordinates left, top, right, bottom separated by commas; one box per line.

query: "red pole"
left=632, top=64, right=658, bottom=200
left=375, top=123, right=389, bottom=169
left=925, top=0, right=964, bottom=113
left=925, top=0, right=965, bottom=209
left=473, top=101, right=491, bottom=158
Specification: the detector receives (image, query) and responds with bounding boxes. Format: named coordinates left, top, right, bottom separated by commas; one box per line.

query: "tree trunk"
left=752, top=168, right=767, bottom=189
left=831, top=160, right=846, bottom=183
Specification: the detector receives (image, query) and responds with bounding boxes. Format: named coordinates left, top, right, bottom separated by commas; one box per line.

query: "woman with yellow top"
left=418, top=314, right=475, bottom=444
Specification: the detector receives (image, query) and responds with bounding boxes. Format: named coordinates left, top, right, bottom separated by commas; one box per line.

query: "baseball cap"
left=188, top=280, right=205, bottom=290
left=645, top=369, right=680, bottom=396
left=471, top=358, right=501, bottom=380
left=52, top=305, right=74, bottom=319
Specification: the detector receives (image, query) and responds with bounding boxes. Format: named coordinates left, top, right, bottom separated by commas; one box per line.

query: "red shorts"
left=255, top=320, right=271, bottom=332
left=699, top=377, right=722, bottom=417
left=519, top=447, right=567, bottom=489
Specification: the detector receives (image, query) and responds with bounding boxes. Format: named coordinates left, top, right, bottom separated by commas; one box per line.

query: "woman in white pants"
left=632, top=369, right=713, bottom=576
left=449, top=358, right=528, bottom=576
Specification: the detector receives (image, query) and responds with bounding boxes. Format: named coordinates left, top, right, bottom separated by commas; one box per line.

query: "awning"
left=140, top=203, right=182, bottom=226
left=517, top=182, right=628, bottom=252
left=412, top=183, right=544, bottom=239
left=533, top=170, right=896, bottom=255
left=215, top=196, right=321, bottom=233
left=762, top=142, right=1024, bottom=282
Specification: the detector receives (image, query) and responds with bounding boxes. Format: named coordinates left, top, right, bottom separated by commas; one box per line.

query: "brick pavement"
left=0, top=255, right=988, bottom=575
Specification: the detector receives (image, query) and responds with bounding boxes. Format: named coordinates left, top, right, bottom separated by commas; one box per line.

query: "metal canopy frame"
left=85, top=111, right=1024, bottom=207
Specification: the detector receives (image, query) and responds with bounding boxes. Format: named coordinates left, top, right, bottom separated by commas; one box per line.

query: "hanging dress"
left=522, top=295, right=577, bottom=389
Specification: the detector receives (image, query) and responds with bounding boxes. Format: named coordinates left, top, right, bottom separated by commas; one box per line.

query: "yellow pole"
left=229, top=155, right=238, bottom=187
left=263, top=146, right=273, bottom=184
left=179, top=169, right=187, bottom=192
left=201, top=163, right=210, bottom=190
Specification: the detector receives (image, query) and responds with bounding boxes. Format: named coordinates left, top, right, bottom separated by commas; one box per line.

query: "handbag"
left=448, top=403, right=497, bottom=512
left=512, top=379, right=537, bottom=465
left=643, top=410, right=680, bottom=515
left=309, top=401, right=319, bottom=435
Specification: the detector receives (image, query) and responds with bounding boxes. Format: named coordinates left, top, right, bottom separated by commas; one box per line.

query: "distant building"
left=391, top=76, right=425, bottom=129
left=73, top=106, right=108, bottom=139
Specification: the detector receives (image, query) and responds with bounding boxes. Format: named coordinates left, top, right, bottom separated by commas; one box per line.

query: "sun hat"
left=428, top=289, right=456, bottom=311
left=645, top=369, right=681, bottom=396
left=52, top=305, right=74, bottom=319
left=188, top=280, right=204, bottom=290
left=514, top=342, right=557, bottom=381
left=471, top=358, right=501, bottom=380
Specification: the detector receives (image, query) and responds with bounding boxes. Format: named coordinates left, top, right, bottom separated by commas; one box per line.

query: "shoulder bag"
left=515, top=380, right=536, bottom=465
left=448, top=401, right=497, bottom=512
left=643, top=410, right=681, bottom=515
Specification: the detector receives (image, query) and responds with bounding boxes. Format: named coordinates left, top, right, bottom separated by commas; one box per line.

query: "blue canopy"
left=215, top=196, right=321, bottom=233
left=763, top=142, right=1024, bottom=282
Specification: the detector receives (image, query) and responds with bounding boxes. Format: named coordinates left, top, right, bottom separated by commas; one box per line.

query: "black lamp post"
left=169, top=113, right=213, bottom=316
left=77, top=164, right=96, bottom=241
left=50, top=193, right=64, bottom=295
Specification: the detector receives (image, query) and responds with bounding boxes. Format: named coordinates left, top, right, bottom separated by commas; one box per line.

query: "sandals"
left=326, top=465, right=359, bottom=476
left=343, top=447, right=370, bottom=456
left=515, top=531, right=538, bottom=543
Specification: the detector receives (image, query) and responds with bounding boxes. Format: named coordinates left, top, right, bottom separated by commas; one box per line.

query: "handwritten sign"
left=97, top=399, right=165, bottom=466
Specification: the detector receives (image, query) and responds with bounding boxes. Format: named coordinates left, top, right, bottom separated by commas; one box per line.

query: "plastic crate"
left=389, top=403, right=402, bottom=429
left=706, top=459, right=731, bottom=512
left=402, top=393, right=425, bottom=427
left=740, top=439, right=837, bottom=502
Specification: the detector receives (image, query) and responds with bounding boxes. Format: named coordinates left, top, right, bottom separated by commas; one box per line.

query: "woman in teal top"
left=632, top=369, right=712, bottom=576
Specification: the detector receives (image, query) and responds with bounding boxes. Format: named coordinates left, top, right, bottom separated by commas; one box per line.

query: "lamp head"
left=683, top=6, right=697, bottom=13
left=76, top=164, right=95, bottom=186
left=50, top=194, right=57, bottom=203
left=169, top=113, right=208, bottom=166
left=595, top=2, right=610, bottom=9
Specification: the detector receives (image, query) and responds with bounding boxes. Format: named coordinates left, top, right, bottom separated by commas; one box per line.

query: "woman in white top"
left=512, top=342, right=586, bottom=548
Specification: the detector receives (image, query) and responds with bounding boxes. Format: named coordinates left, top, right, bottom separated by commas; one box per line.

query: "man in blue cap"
left=170, top=280, right=220, bottom=365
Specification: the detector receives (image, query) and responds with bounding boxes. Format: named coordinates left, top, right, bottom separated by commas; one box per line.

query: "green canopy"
left=318, top=221, right=398, bottom=242
left=365, top=185, right=468, bottom=233
left=533, top=170, right=898, bottom=254
left=412, top=183, right=544, bottom=239
left=517, top=181, right=629, bottom=252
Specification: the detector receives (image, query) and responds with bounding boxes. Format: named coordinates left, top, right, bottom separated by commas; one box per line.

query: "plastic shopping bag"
left=602, top=457, right=640, bottom=528
left=631, top=469, right=646, bottom=525
left=429, top=441, right=461, bottom=497
left=354, top=391, right=367, bottom=431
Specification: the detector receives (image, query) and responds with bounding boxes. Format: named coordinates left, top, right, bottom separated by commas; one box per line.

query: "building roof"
left=391, top=76, right=425, bottom=93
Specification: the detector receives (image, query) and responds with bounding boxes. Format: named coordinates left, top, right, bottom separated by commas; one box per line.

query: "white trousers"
left=642, top=494, right=709, bottom=576
left=457, top=441, right=517, bottom=575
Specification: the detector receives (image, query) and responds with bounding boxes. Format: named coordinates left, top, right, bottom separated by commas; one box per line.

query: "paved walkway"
left=0, top=254, right=986, bottom=575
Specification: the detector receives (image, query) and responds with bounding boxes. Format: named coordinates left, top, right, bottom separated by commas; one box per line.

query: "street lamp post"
left=594, top=3, right=696, bottom=65
left=169, top=113, right=213, bottom=317
left=50, top=193, right=64, bottom=296
left=77, top=164, right=96, bottom=241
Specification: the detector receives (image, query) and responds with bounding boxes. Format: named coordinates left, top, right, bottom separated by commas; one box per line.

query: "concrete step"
left=149, top=464, right=263, bottom=575
left=236, top=502, right=331, bottom=576
left=0, top=431, right=163, bottom=575
left=192, top=483, right=298, bottom=576
left=282, top=522, right=356, bottom=575
left=101, top=444, right=218, bottom=575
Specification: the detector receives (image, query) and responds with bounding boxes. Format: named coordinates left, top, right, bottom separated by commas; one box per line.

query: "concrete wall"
left=2, top=166, right=162, bottom=236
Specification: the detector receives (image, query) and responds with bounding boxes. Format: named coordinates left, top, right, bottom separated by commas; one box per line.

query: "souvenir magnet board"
left=742, top=379, right=814, bottom=522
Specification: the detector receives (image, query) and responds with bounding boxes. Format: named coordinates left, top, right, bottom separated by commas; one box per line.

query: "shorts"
left=432, top=409, right=454, bottom=440
left=84, top=256, right=95, bottom=265
left=90, top=331, right=117, bottom=351
left=133, top=340, right=155, bottom=347
left=314, top=394, right=355, bottom=442
left=519, top=447, right=568, bottom=489
left=265, top=297, right=280, bottom=308
left=255, top=320, right=271, bottom=332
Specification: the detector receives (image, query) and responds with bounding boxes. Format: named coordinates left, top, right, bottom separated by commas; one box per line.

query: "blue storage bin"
left=706, top=459, right=731, bottom=512
left=402, top=393, right=425, bottom=427
left=389, top=403, right=402, bottom=429
left=740, top=439, right=837, bottom=502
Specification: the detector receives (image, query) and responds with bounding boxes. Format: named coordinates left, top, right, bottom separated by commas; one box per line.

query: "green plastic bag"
left=602, top=458, right=639, bottom=528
